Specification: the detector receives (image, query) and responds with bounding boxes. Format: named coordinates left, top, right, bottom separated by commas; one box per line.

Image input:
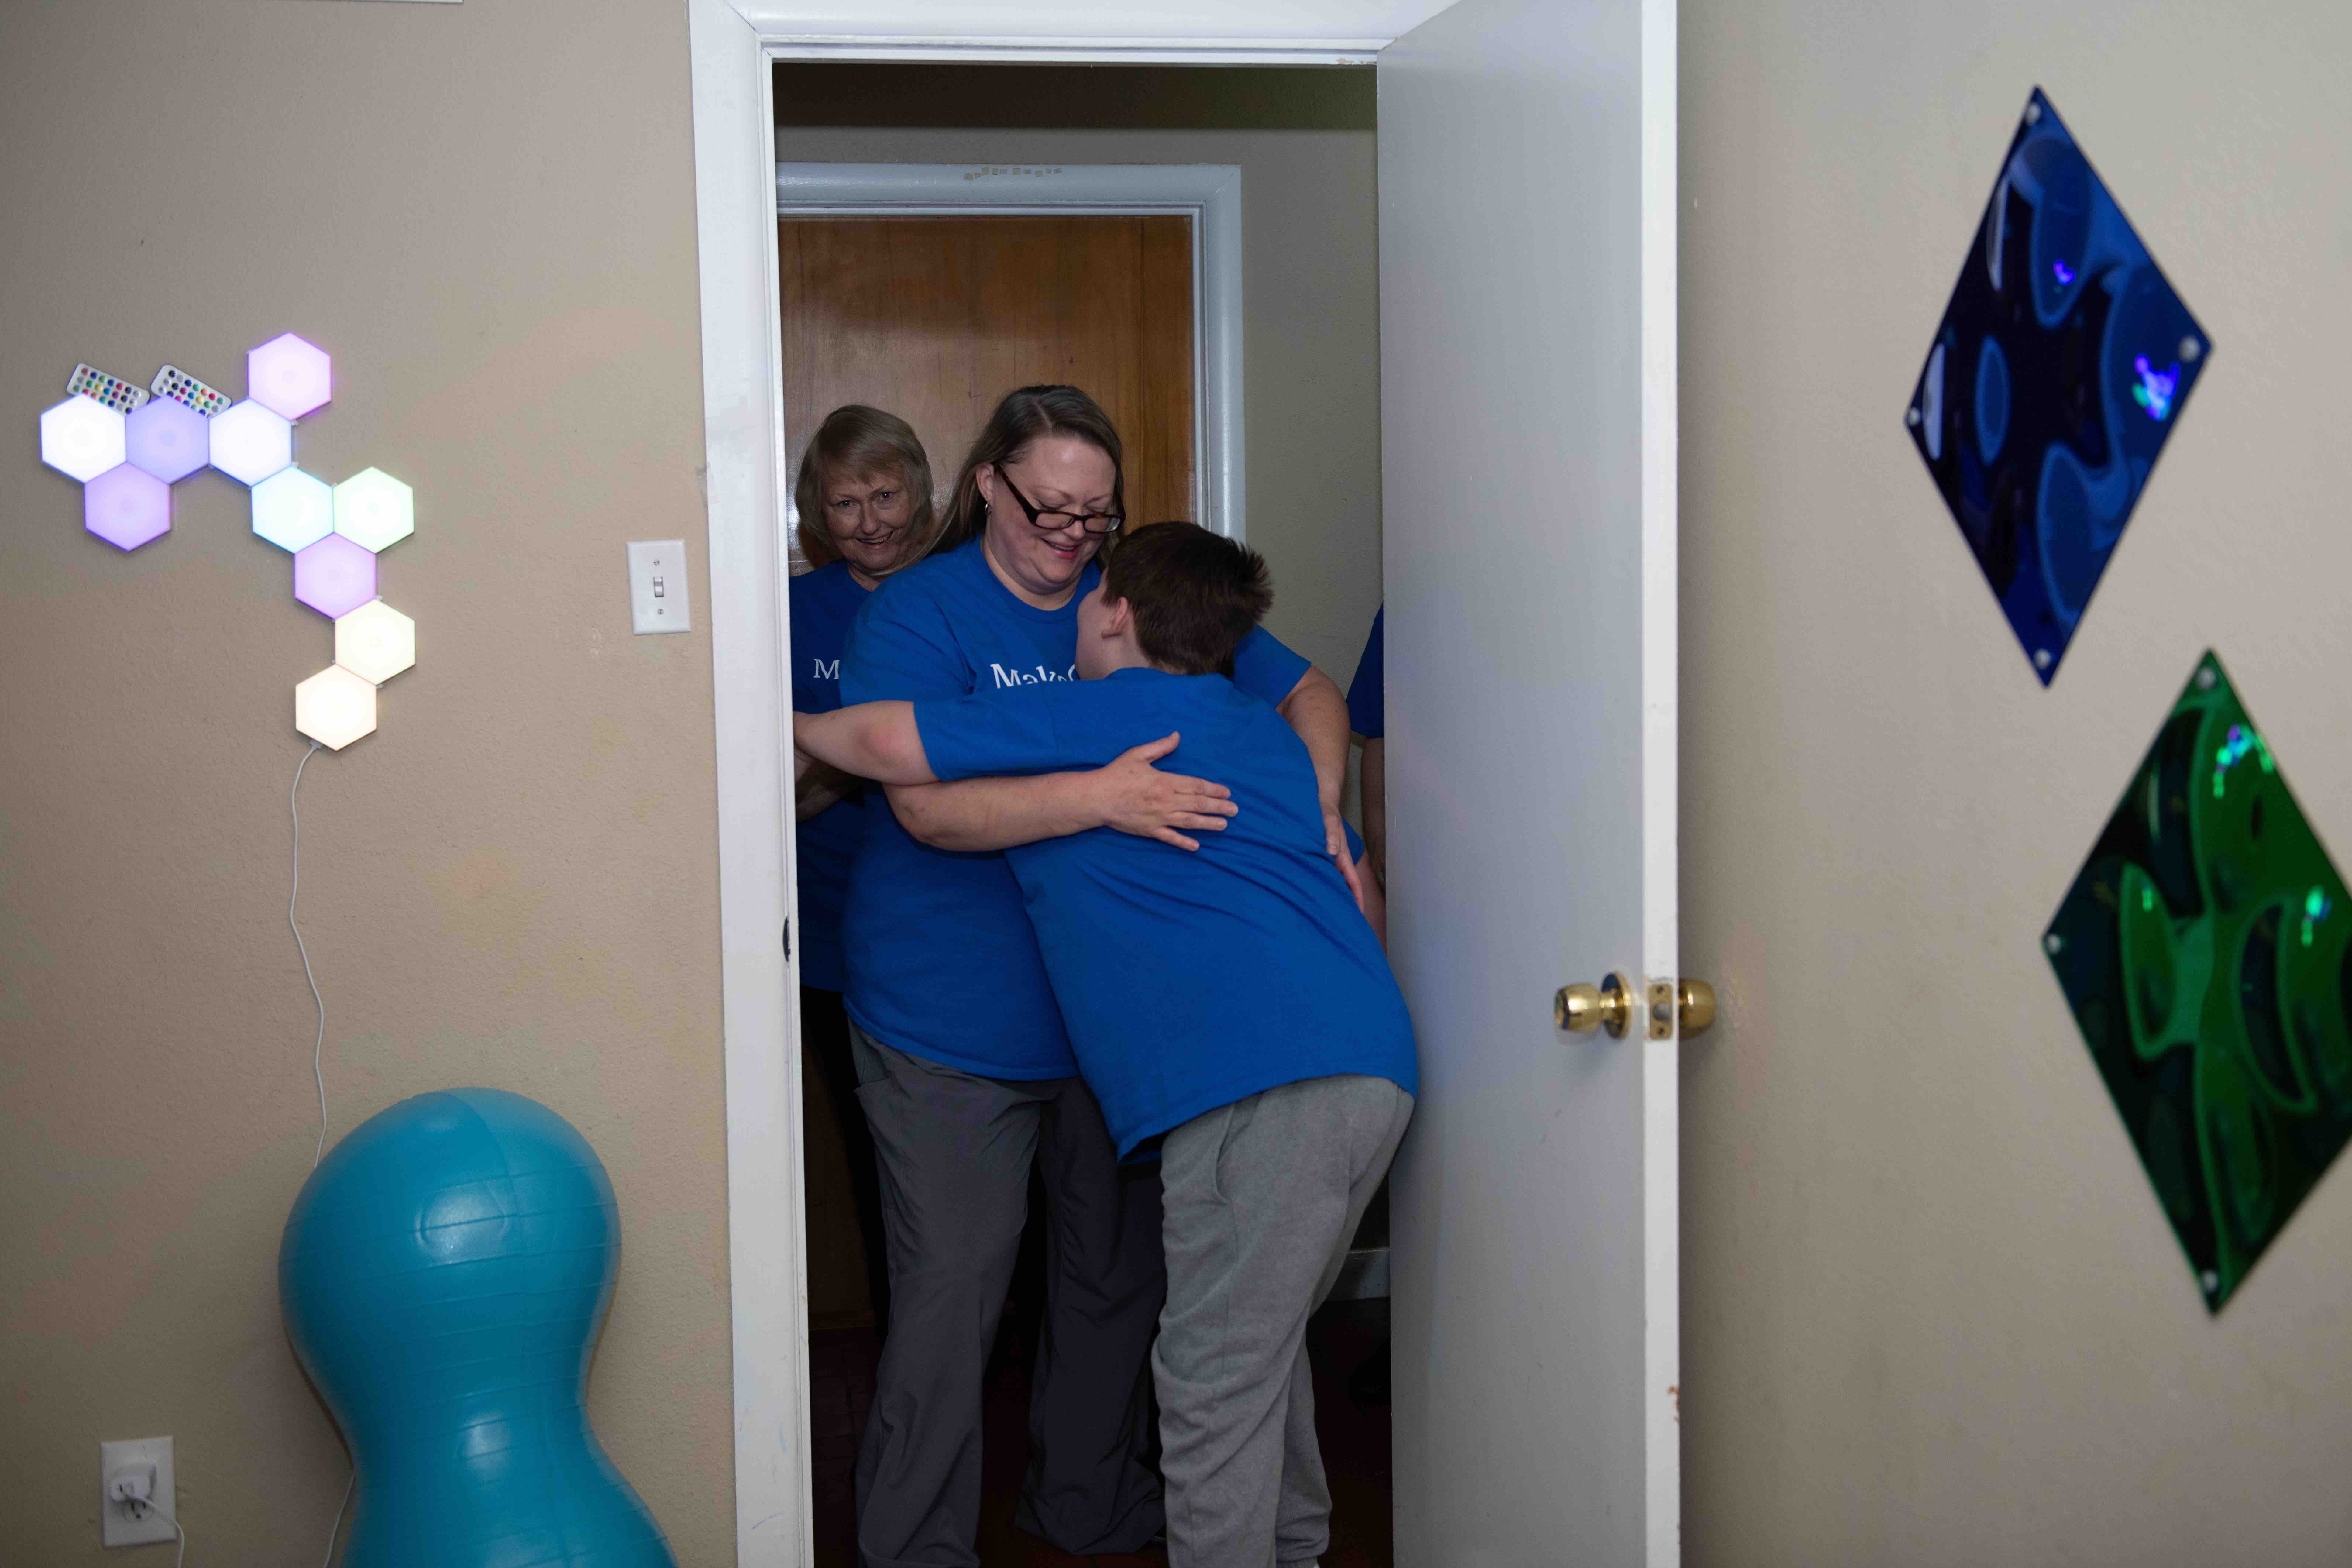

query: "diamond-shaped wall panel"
left=2045, top=652, right=2352, bottom=1311
left=1907, top=89, right=2209, bottom=685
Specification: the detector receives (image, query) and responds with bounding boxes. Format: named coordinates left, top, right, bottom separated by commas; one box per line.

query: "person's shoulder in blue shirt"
left=796, top=524, right=1415, bottom=1157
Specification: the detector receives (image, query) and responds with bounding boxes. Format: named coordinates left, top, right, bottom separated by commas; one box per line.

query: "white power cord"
left=289, top=739, right=328, bottom=1167
left=289, top=740, right=357, bottom=1564
left=321, top=1471, right=354, bottom=1567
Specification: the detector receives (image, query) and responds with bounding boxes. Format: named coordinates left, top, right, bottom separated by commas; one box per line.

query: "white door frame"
left=774, top=162, right=1246, bottom=544
left=687, top=5, right=1453, bottom=1562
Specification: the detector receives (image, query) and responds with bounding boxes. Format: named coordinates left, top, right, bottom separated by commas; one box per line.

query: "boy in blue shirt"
left=797, top=523, right=1416, bottom=1568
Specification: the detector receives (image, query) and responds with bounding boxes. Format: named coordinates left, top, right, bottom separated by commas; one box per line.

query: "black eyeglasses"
left=994, top=468, right=1124, bottom=536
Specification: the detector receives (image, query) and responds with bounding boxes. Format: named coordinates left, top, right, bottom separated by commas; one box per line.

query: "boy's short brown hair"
left=1099, top=521, right=1274, bottom=676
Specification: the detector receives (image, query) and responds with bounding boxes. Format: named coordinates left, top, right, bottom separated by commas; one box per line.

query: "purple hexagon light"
left=248, top=332, right=332, bottom=420
left=124, top=397, right=211, bottom=483
left=85, top=464, right=171, bottom=551
left=294, top=532, right=377, bottom=618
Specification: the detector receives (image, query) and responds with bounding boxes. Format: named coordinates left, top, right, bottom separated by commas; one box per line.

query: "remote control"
left=67, top=363, right=150, bottom=414
left=152, top=364, right=231, bottom=418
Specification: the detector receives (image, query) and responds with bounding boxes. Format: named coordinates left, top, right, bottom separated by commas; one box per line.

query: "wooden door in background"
left=782, top=214, right=1196, bottom=1328
left=779, top=215, right=1195, bottom=538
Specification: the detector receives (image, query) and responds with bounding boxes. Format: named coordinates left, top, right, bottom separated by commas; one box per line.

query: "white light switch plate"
left=627, top=540, right=691, bottom=635
left=99, top=1436, right=175, bottom=1546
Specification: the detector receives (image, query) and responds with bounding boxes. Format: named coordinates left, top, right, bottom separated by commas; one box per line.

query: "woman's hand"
left=1086, top=732, right=1238, bottom=850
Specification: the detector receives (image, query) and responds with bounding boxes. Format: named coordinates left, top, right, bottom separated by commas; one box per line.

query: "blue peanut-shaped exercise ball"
left=279, top=1088, right=678, bottom=1567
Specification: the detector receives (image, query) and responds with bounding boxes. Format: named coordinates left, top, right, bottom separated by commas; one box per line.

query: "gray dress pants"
left=1155, top=1074, right=1415, bottom=1568
left=848, top=1024, right=1165, bottom=1567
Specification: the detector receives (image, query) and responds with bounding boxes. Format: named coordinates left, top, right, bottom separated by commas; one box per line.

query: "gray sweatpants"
left=1155, top=1074, right=1415, bottom=1568
left=848, top=1025, right=1164, bottom=1567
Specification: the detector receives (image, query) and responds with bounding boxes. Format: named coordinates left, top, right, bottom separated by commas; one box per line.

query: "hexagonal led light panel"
left=295, top=665, right=377, bottom=750
left=41, top=395, right=127, bottom=483
left=294, top=533, right=377, bottom=619
left=334, top=600, right=416, bottom=684
left=209, top=399, right=294, bottom=485
left=252, top=468, right=336, bottom=553
left=2045, top=652, right=2352, bottom=1312
left=84, top=464, right=172, bottom=551
left=247, top=333, right=331, bottom=420
left=38, top=332, right=419, bottom=748
left=124, top=397, right=211, bottom=483
left=333, top=468, right=414, bottom=552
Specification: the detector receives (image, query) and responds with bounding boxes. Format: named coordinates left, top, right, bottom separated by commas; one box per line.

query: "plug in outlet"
left=627, top=539, right=692, bottom=634
left=100, top=1436, right=175, bottom=1547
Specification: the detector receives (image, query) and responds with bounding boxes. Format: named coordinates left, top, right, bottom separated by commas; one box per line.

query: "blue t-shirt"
left=838, top=538, right=1311, bottom=1079
left=916, top=668, right=1417, bottom=1155
left=790, top=561, right=872, bottom=992
left=1346, top=605, right=1384, bottom=739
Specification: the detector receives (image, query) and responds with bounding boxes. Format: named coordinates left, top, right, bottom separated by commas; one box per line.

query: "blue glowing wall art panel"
left=1906, top=89, right=2210, bottom=684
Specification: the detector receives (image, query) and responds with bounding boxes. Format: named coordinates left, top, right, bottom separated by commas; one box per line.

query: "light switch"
left=627, top=540, right=691, bottom=634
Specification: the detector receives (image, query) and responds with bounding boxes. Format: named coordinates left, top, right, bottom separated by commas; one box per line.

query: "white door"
left=1380, top=0, right=1680, bottom=1562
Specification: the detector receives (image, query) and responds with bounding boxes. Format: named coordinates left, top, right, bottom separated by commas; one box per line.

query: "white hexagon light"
left=333, top=467, right=414, bottom=552
left=41, top=395, right=127, bottom=482
left=247, top=332, right=332, bottom=420
left=209, top=399, right=293, bottom=485
left=334, top=600, right=416, bottom=684
left=252, top=468, right=336, bottom=553
left=295, top=665, right=377, bottom=750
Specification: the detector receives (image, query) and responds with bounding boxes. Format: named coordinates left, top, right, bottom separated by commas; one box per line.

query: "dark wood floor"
left=808, top=1301, right=1394, bottom=1567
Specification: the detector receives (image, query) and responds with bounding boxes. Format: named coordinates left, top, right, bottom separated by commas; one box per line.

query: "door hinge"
left=782, top=918, right=791, bottom=961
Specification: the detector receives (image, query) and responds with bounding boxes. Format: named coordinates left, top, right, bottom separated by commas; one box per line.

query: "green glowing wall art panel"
left=2046, top=652, right=2352, bottom=1311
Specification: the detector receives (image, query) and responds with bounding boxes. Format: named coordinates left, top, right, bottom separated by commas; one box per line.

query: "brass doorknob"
left=1678, top=978, right=1717, bottom=1036
left=1554, top=972, right=1633, bottom=1038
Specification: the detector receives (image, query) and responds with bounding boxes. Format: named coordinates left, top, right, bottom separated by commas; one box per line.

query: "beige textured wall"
left=773, top=65, right=1386, bottom=687
left=0, top=2, right=732, bottom=1561
left=1681, top=4, right=2352, bottom=1563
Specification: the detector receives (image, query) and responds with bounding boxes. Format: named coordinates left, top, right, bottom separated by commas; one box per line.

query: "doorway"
left=778, top=213, right=1198, bottom=574
left=776, top=60, right=1391, bottom=1568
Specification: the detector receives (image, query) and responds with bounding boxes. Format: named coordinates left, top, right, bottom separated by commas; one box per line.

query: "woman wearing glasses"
left=829, top=385, right=1355, bottom=1566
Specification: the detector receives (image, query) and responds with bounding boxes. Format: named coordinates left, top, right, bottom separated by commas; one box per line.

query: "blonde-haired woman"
left=791, top=404, right=944, bottom=1342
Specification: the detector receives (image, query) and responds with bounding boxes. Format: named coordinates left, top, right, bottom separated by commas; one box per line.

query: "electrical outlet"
left=99, top=1436, right=175, bottom=1547
left=627, top=539, right=692, bottom=635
